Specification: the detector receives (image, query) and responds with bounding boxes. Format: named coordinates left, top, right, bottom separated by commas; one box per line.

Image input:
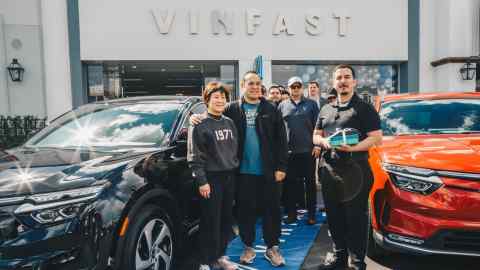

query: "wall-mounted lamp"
left=7, top=58, right=24, bottom=82
left=459, top=62, right=476, bottom=80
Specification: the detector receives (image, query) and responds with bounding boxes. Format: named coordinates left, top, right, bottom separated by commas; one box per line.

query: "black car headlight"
left=15, top=185, right=105, bottom=225
left=30, top=203, right=86, bottom=224
left=383, top=163, right=443, bottom=195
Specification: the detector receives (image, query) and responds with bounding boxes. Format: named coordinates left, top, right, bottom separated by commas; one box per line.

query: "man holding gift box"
left=313, top=65, right=382, bottom=270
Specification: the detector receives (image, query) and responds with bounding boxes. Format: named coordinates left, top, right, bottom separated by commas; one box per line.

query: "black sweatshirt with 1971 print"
left=187, top=114, right=239, bottom=186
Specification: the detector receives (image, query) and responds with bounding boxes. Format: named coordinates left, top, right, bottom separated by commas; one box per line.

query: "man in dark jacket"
left=278, top=77, right=320, bottom=225
left=191, top=71, right=289, bottom=267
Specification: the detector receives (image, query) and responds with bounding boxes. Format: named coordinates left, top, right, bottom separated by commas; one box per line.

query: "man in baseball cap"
left=278, top=76, right=320, bottom=225
left=287, top=76, right=303, bottom=88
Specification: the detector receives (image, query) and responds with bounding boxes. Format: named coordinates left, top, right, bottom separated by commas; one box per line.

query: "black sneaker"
left=284, top=213, right=297, bottom=224
left=318, top=252, right=348, bottom=270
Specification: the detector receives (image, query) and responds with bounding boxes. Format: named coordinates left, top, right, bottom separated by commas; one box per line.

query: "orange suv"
left=368, top=92, right=480, bottom=258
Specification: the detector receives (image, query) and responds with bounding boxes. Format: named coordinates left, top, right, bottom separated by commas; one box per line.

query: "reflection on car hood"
left=379, top=134, right=480, bottom=173
left=0, top=146, right=163, bottom=197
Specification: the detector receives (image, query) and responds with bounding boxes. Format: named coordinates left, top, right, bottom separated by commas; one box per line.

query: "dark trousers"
left=237, top=174, right=281, bottom=248
left=285, top=152, right=317, bottom=215
left=321, top=158, right=373, bottom=268
left=199, top=172, right=235, bottom=265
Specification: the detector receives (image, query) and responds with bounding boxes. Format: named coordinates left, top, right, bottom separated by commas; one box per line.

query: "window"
left=272, top=63, right=399, bottom=97
left=181, top=103, right=207, bottom=130
left=380, top=99, right=480, bottom=136
left=27, top=103, right=181, bottom=149
left=190, top=103, right=207, bottom=115
left=85, top=62, right=238, bottom=102
left=86, top=64, right=122, bottom=102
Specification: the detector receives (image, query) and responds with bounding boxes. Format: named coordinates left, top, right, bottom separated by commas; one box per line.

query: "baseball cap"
left=328, top=88, right=338, bottom=98
left=287, top=76, right=303, bottom=87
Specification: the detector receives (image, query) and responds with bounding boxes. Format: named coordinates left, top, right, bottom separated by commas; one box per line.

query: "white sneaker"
left=217, top=256, right=238, bottom=270
left=264, top=246, right=286, bottom=267
left=199, top=264, right=211, bottom=270
left=239, top=246, right=256, bottom=264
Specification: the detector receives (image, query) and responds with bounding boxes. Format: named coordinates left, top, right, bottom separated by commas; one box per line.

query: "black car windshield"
left=26, top=102, right=181, bottom=149
left=380, top=98, right=480, bottom=136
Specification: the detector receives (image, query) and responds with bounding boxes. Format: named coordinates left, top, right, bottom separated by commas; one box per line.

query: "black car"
left=0, top=96, right=207, bottom=270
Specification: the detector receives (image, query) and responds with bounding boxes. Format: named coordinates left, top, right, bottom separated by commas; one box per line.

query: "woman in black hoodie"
left=187, top=82, right=239, bottom=270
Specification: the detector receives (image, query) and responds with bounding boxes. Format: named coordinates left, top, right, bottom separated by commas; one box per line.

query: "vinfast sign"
left=151, top=9, right=351, bottom=37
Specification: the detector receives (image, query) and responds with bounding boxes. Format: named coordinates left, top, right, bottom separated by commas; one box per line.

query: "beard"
left=338, top=85, right=352, bottom=96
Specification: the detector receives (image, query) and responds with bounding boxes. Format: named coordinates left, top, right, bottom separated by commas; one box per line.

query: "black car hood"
left=0, top=146, right=163, bottom=197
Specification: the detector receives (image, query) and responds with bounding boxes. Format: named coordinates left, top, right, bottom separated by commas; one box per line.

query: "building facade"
left=0, top=0, right=478, bottom=120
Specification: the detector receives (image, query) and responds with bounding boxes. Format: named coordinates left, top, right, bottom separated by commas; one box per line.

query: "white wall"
left=0, top=0, right=74, bottom=120
left=4, top=24, right=46, bottom=116
left=79, top=0, right=408, bottom=62
left=0, top=15, right=9, bottom=115
left=0, top=0, right=41, bottom=25
left=0, top=0, right=46, bottom=116
left=40, top=0, right=72, bottom=120
left=419, top=0, right=436, bottom=92
left=420, top=0, right=479, bottom=92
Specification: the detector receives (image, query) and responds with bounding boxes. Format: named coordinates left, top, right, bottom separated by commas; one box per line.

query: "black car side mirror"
left=173, top=127, right=188, bottom=158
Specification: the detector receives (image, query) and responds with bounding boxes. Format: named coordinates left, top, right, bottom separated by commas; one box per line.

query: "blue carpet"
left=226, top=211, right=326, bottom=270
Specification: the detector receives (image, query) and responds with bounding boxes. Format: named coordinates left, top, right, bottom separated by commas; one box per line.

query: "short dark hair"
left=333, top=64, right=356, bottom=79
left=308, top=81, right=320, bottom=88
left=202, top=81, right=230, bottom=105
left=241, top=70, right=260, bottom=86
left=280, top=89, right=290, bottom=96
left=269, top=85, right=280, bottom=91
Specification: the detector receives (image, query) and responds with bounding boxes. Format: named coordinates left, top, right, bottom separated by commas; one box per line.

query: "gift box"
left=328, top=129, right=360, bottom=146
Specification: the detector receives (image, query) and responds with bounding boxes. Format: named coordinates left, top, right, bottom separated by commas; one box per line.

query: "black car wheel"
left=119, top=205, right=175, bottom=270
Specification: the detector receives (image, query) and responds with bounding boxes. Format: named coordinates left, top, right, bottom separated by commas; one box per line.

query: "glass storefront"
left=272, top=63, right=400, bottom=98
left=85, top=61, right=237, bottom=102
left=85, top=61, right=398, bottom=103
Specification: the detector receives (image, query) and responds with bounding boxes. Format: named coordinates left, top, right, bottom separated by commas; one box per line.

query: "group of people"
left=187, top=64, right=382, bottom=270
left=265, top=80, right=338, bottom=109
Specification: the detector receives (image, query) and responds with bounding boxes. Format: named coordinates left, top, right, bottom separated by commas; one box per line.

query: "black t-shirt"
left=315, top=94, right=381, bottom=159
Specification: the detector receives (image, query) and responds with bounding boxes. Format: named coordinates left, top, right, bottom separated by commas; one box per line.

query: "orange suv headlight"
left=382, top=163, right=444, bottom=195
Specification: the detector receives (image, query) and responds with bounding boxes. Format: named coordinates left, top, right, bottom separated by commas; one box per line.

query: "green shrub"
left=0, top=116, right=47, bottom=150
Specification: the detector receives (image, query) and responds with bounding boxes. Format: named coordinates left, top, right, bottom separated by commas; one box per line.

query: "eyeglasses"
left=247, top=81, right=261, bottom=86
left=290, top=85, right=302, bottom=89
